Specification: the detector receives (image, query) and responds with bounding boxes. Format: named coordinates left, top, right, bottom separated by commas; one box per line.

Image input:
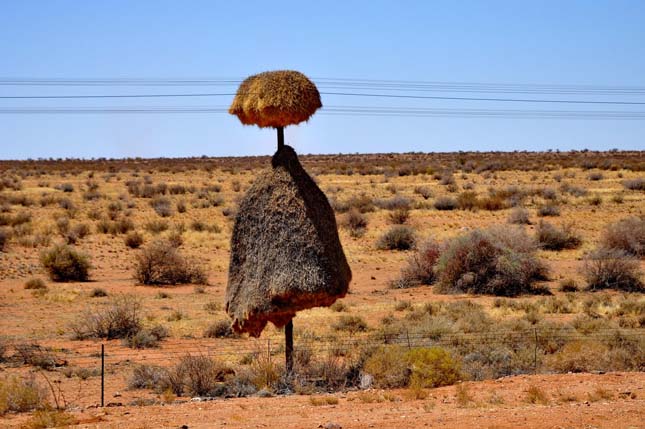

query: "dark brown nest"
left=226, top=145, right=351, bottom=337
left=228, top=70, right=322, bottom=128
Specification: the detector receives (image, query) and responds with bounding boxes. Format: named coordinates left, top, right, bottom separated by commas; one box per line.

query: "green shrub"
left=406, top=347, right=462, bottom=388
left=362, top=346, right=409, bottom=388
left=435, top=226, right=548, bottom=296
left=376, top=226, right=417, bottom=251
left=581, top=249, right=643, bottom=292
left=362, top=346, right=461, bottom=389
left=40, top=244, right=91, bottom=282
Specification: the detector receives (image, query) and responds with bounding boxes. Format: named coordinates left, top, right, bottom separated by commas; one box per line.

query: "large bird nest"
left=226, top=145, right=351, bottom=337
left=228, top=70, right=322, bottom=128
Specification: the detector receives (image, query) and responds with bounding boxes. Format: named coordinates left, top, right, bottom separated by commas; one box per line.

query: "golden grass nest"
left=228, top=70, right=322, bottom=128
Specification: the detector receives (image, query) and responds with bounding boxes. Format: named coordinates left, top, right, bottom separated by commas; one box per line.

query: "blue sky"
left=1, top=1, right=644, bottom=159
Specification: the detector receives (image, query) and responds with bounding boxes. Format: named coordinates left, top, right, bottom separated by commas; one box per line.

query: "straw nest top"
left=228, top=70, right=322, bottom=128
left=225, top=145, right=351, bottom=337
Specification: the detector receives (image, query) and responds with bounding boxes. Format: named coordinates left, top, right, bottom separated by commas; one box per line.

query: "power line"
left=2, top=77, right=645, bottom=95
left=0, top=106, right=643, bottom=120
left=1, top=91, right=645, bottom=105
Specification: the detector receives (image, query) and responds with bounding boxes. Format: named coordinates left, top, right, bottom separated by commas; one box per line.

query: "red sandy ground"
left=2, top=372, right=644, bottom=428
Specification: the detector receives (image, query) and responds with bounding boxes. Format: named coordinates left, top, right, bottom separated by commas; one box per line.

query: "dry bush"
left=435, top=226, right=549, bottom=296
left=387, top=207, right=410, bottom=224
left=89, top=287, right=108, bottom=297
left=375, top=196, right=411, bottom=211
left=623, top=177, right=645, bottom=191
left=40, top=244, right=91, bottom=282
left=537, top=203, right=561, bottom=217
left=414, top=186, right=433, bottom=200
left=390, top=240, right=441, bottom=289
left=0, top=228, right=9, bottom=252
left=457, top=191, right=478, bottom=211
left=548, top=340, right=611, bottom=373
left=333, top=315, right=368, bottom=333
left=135, top=239, right=207, bottom=286
left=477, top=194, right=507, bottom=211
left=376, top=226, right=416, bottom=251
left=587, top=172, right=604, bottom=181
left=332, top=194, right=374, bottom=213
left=144, top=219, right=169, bottom=234
left=434, top=196, right=458, bottom=211
left=330, top=301, right=348, bottom=312
left=601, top=217, right=645, bottom=257
left=0, top=375, right=49, bottom=415
left=14, top=343, right=59, bottom=370
left=558, top=279, right=579, bottom=292
left=507, top=207, right=531, bottom=225
left=124, top=325, right=169, bottom=349
left=535, top=221, right=582, bottom=250
left=124, top=231, right=144, bottom=248
left=169, top=355, right=232, bottom=396
left=24, top=278, right=47, bottom=290
left=151, top=197, right=173, bottom=217
left=128, top=364, right=169, bottom=391
left=581, top=249, right=643, bottom=292
left=71, top=295, right=142, bottom=340
left=341, top=208, right=368, bottom=238
left=204, top=320, right=239, bottom=338
left=525, top=385, right=549, bottom=404
left=26, top=410, right=77, bottom=428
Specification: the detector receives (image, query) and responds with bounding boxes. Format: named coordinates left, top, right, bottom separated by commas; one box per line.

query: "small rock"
left=324, top=423, right=342, bottom=429
left=113, top=392, right=121, bottom=398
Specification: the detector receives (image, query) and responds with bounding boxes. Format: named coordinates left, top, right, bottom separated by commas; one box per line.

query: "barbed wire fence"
left=2, top=327, right=643, bottom=407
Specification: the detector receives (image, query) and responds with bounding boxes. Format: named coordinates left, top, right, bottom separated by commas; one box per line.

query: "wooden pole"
left=277, top=126, right=284, bottom=151
left=285, top=319, right=293, bottom=375
left=100, top=344, right=105, bottom=407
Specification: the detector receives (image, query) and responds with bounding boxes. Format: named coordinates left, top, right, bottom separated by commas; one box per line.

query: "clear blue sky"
left=1, top=0, right=644, bottom=159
